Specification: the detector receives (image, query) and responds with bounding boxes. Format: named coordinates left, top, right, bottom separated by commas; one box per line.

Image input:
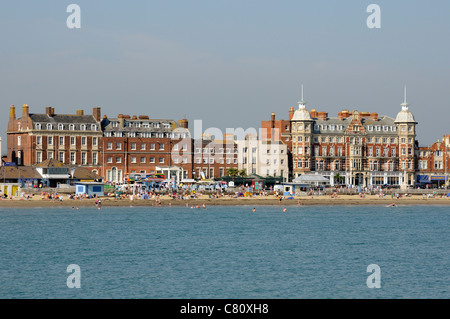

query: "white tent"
left=292, top=174, right=329, bottom=186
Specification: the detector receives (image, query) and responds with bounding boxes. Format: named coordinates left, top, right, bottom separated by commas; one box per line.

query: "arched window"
left=91, top=124, right=97, bottom=131
left=69, top=124, right=75, bottom=131
left=80, top=124, right=86, bottom=131
left=58, top=123, right=64, bottom=130
left=46, top=123, right=52, bottom=130
left=36, top=123, right=41, bottom=130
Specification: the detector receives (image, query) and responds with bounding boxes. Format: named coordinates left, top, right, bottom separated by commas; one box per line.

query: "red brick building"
left=192, top=134, right=238, bottom=179
left=7, top=105, right=103, bottom=173
left=100, top=114, right=192, bottom=183
left=416, top=135, right=450, bottom=187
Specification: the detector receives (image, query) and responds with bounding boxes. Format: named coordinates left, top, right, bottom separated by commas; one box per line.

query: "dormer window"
left=69, top=124, right=75, bottom=131
left=36, top=123, right=42, bottom=130
left=80, top=124, right=86, bottom=131
left=58, top=123, right=64, bottom=130
left=46, top=123, right=52, bottom=130
left=91, top=124, right=97, bottom=131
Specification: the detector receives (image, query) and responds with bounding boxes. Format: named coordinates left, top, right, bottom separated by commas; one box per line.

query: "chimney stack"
left=76, top=110, right=84, bottom=116
left=177, top=119, right=188, bottom=129
left=370, top=113, right=378, bottom=121
left=10, top=105, right=16, bottom=119
left=45, top=106, right=53, bottom=116
left=289, top=107, right=294, bottom=120
left=93, top=107, right=101, bottom=121
left=22, top=104, right=29, bottom=117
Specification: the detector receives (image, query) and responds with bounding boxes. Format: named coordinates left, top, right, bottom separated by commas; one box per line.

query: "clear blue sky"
left=1, top=0, right=449, bottom=153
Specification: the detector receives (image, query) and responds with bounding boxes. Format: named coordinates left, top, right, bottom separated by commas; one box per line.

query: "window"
left=36, top=136, right=42, bottom=145
left=149, top=157, right=155, bottom=163
left=91, top=124, right=97, bottom=131
left=150, top=143, right=155, bottom=150
left=116, top=142, right=122, bottom=150
left=36, top=123, right=42, bottom=130
left=159, top=157, right=164, bottom=163
left=298, top=124, right=303, bottom=130
left=59, top=151, right=65, bottom=163
left=48, top=136, right=53, bottom=145
left=69, top=124, right=75, bottom=131
left=17, top=136, right=21, bottom=146
left=131, top=143, right=137, bottom=150
left=92, top=137, right=97, bottom=146
left=47, top=123, right=52, bottom=130
left=116, top=157, right=122, bottom=163
left=70, top=152, right=76, bottom=164
left=80, top=124, right=86, bottom=131
left=93, top=153, right=98, bottom=165
left=47, top=152, right=54, bottom=159
left=58, top=124, right=64, bottom=130
left=368, top=125, right=373, bottom=131
left=81, top=152, right=87, bottom=165
left=297, top=136, right=302, bottom=142
left=131, top=157, right=137, bottom=164
left=107, top=142, right=113, bottom=150
left=81, top=137, right=86, bottom=146
left=159, top=143, right=165, bottom=150
left=36, top=151, right=42, bottom=163
left=107, top=156, right=113, bottom=163
left=140, top=143, right=146, bottom=150
left=59, top=136, right=64, bottom=145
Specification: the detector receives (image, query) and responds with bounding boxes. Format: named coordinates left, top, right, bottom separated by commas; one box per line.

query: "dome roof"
left=291, top=101, right=312, bottom=121
left=394, top=103, right=416, bottom=123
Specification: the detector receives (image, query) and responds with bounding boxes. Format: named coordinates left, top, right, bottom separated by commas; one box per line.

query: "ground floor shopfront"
left=318, top=171, right=415, bottom=187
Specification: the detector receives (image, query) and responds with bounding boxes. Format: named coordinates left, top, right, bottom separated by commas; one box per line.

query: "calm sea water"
left=0, top=204, right=448, bottom=299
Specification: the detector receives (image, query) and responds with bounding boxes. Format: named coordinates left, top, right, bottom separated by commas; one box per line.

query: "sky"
left=1, top=0, right=449, bottom=154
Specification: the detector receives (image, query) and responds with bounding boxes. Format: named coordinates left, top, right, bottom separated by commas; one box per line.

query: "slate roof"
left=29, top=114, right=98, bottom=124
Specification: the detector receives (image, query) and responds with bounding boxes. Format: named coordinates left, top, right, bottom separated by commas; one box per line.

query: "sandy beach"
left=0, top=194, right=449, bottom=208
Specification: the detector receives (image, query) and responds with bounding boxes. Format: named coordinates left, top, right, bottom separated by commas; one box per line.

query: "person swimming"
left=252, top=208, right=256, bottom=212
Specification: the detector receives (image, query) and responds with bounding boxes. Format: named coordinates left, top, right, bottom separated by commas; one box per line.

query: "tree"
left=239, top=169, right=247, bottom=177
left=226, top=168, right=239, bottom=177
left=334, top=173, right=345, bottom=185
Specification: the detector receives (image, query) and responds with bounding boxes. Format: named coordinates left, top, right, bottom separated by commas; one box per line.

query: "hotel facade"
left=262, top=91, right=418, bottom=188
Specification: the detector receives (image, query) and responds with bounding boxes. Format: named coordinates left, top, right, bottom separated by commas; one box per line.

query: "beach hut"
left=75, top=182, right=105, bottom=197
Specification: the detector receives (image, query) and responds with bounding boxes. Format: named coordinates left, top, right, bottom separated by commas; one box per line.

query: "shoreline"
left=0, top=195, right=449, bottom=208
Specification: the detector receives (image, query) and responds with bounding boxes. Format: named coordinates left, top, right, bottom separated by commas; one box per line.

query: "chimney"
left=45, top=106, right=53, bottom=116
left=118, top=114, right=125, bottom=128
left=22, top=104, right=29, bottom=117
left=318, top=112, right=328, bottom=120
left=370, top=113, right=378, bottom=121
left=310, top=109, right=318, bottom=118
left=10, top=105, right=16, bottom=119
left=177, top=119, right=188, bottom=129
left=93, top=107, right=101, bottom=121
left=271, top=112, right=275, bottom=127
left=76, top=110, right=84, bottom=116
left=289, top=107, right=294, bottom=121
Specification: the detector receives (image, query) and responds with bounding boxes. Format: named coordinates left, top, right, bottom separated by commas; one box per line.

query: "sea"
left=0, top=204, right=448, bottom=299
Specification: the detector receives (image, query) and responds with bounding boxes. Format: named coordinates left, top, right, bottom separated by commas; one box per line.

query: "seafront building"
left=100, top=113, right=191, bottom=183
left=262, top=88, right=419, bottom=188
left=4, top=94, right=449, bottom=188
left=237, top=134, right=289, bottom=182
left=416, top=135, right=450, bottom=187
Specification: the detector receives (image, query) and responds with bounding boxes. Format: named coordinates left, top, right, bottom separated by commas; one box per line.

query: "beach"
left=0, top=194, right=449, bottom=208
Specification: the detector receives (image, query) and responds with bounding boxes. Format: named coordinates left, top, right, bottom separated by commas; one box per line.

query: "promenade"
left=0, top=193, right=449, bottom=208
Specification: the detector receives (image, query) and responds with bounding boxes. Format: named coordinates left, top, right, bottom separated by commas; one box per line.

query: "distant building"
left=237, top=134, right=289, bottom=182
left=416, top=135, right=450, bottom=187
left=100, top=114, right=192, bottom=183
left=262, top=87, right=418, bottom=187
left=192, top=134, right=238, bottom=180
left=7, top=105, right=102, bottom=174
